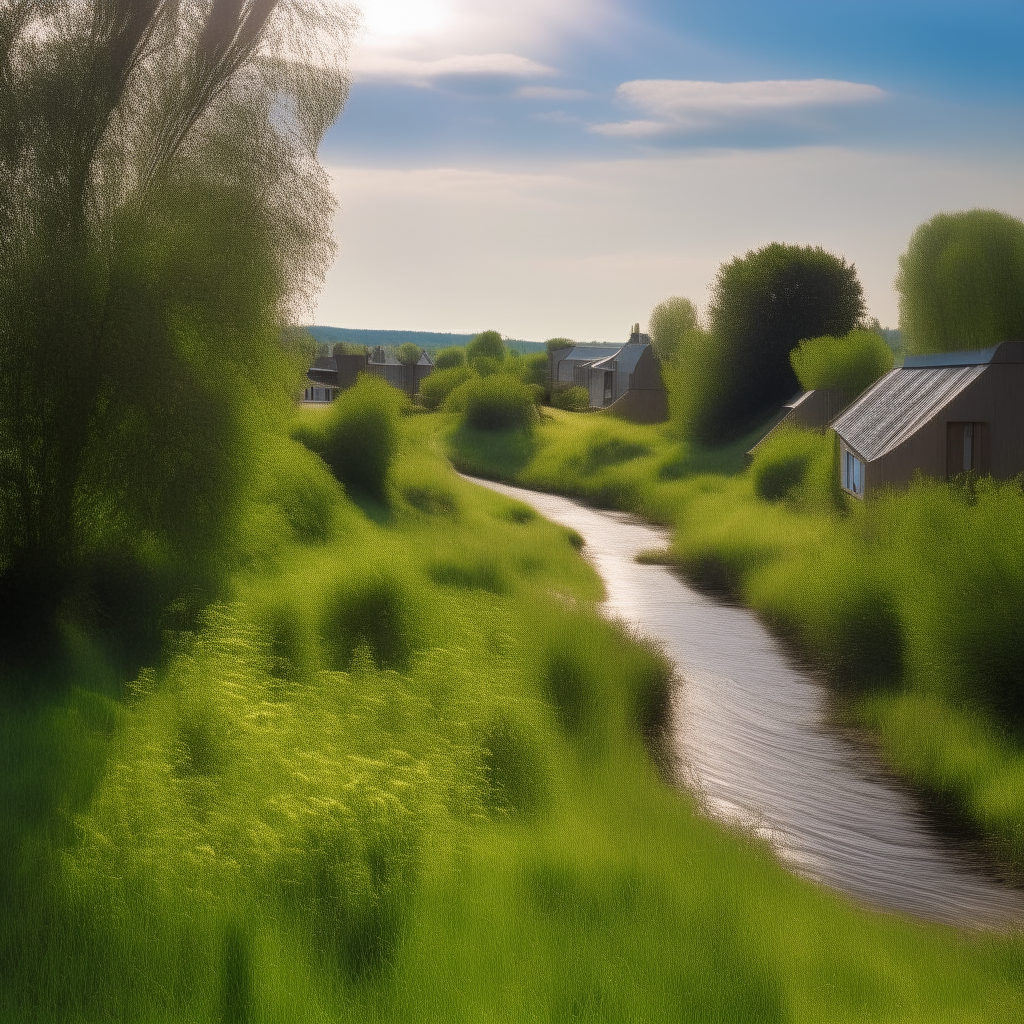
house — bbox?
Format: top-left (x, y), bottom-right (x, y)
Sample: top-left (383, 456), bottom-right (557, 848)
top-left (548, 324), bottom-right (668, 423)
top-left (746, 388), bottom-right (851, 462)
top-left (831, 340), bottom-right (1024, 498)
top-left (366, 346), bottom-right (434, 397)
top-left (302, 354), bottom-right (343, 403)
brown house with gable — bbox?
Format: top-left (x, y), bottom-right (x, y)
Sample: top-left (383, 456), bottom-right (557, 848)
top-left (831, 341), bottom-right (1024, 498)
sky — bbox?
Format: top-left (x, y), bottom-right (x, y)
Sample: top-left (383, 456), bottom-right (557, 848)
top-left (313, 0), bottom-right (1024, 342)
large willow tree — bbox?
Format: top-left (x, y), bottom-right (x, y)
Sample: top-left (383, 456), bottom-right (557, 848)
top-left (0, 0), bottom-right (352, 653)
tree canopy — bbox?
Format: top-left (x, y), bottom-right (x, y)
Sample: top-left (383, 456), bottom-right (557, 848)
top-left (699, 243), bottom-right (865, 439)
top-left (0, 0), bottom-right (352, 660)
top-left (466, 330), bottom-right (505, 363)
top-left (896, 209), bottom-right (1024, 355)
top-left (648, 297), bottom-right (699, 364)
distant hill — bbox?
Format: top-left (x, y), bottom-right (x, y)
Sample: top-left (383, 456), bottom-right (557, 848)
top-left (304, 326), bottom-right (621, 356)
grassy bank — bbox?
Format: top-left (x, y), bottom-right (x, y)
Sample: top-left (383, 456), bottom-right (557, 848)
top-left (446, 408), bottom-right (1024, 873)
top-left (3, 410), bottom-right (1024, 1021)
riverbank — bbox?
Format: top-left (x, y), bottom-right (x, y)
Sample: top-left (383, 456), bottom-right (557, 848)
top-left (444, 408), bottom-right (1024, 877)
top-left (3, 409), bottom-right (1024, 1021)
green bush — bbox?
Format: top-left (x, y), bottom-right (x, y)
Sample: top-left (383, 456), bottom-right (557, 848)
top-left (648, 296), bottom-right (699, 364)
top-left (481, 712), bottom-right (549, 813)
top-left (466, 330), bottom-right (505, 363)
top-left (790, 329), bottom-right (894, 397)
top-left (321, 569), bottom-right (419, 671)
top-left (460, 375), bottom-right (539, 432)
top-left (551, 386), bottom-right (590, 412)
top-left (750, 427), bottom-right (842, 512)
top-left (419, 366), bottom-right (474, 410)
top-left (397, 343), bottom-right (423, 366)
top-left (434, 346), bottom-right (466, 370)
top-left (294, 375), bottom-right (402, 500)
top-left (545, 337), bottom-right (574, 354)
top-left (470, 355), bottom-right (502, 377)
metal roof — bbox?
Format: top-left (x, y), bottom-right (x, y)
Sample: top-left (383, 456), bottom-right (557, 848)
top-left (558, 345), bottom-right (617, 363)
top-left (831, 364), bottom-right (986, 462)
top-left (590, 342), bottom-right (650, 374)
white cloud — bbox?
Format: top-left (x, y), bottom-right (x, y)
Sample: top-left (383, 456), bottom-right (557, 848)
top-left (351, 51), bottom-right (556, 84)
top-left (591, 78), bottom-right (886, 135)
top-left (316, 150), bottom-right (1023, 340)
top-left (516, 86), bottom-right (591, 100)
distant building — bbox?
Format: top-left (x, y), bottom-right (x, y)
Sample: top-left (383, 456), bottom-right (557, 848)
top-left (831, 341), bottom-right (1024, 498)
top-left (548, 323), bottom-right (668, 423)
top-left (300, 345), bottom-right (434, 403)
top-left (366, 346), bottom-right (434, 397)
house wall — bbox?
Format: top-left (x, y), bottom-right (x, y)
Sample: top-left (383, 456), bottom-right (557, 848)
top-left (866, 362), bottom-right (1024, 494)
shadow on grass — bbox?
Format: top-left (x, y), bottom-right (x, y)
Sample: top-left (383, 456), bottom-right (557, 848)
top-left (657, 413), bottom-right (782, 481)
top-left (446, 422), bottom-right (539, 481)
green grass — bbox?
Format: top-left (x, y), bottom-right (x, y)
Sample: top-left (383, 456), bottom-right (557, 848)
top-left (446, 407), bottom-right (1024, 875)
top-left (3, 408), bottom-right (1024, 1021)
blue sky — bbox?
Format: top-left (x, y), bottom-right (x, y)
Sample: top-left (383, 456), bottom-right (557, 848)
top-left (314, 0), bottom-right (1024, 340)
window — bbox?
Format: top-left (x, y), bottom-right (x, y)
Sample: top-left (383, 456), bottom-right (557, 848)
top-left (603, 370), bottom-right (614, 403)
top-left (843, 448), bottom-right (864, 497)
top-left (946, 422), bottom-right (989, 478)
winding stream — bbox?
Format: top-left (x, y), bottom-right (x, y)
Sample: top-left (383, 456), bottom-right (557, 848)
top-left (469, 475), bottom-right (1024, 929)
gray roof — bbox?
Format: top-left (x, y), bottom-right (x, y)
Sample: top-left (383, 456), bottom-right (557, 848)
top-left (557, 345), bottom-right (617, 363)
top-left (831, 364), bottom-right (986, 461)
top-left (591, 342), bottom-right (650, 375)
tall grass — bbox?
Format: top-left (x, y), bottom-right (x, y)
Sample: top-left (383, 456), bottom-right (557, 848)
top-left (4, 410), bottom-right (1024, 1021)
top-left (446, 409), bottom-right (1024, 876)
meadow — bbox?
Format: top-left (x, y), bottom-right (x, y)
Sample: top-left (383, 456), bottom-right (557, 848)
top-left (447, 407), bottom-right (1024, 874)
top-left (3, 391), bottom-right (1024, 1022)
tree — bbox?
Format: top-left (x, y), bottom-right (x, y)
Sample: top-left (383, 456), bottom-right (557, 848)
top-left (896, 209), bottom-right (1024, 355)
top-left (648, 297), bottom-right (699, 364)
top-left (466, 330), bottom-right (505, 363)
top-left (434, 346), bottom-right (466, 370)
top-left (0, 0), bottom-right (352, 658)
top-left (700, 243), bottom-right (864, 439)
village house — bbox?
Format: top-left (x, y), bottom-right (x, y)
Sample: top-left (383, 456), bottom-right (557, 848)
top-left (831, 340), bottom-right (1024, 498)
top-left (548, 324), bottom-right (668, 423)
top-left (301, 345), bottom-right (434, 402)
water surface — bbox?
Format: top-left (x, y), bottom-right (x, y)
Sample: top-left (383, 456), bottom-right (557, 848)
top-left (469, 475), bottom-right (1024, 929)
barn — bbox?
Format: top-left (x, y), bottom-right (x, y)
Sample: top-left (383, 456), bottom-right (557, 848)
top-left (831, 341), bottom-right (1024, 498)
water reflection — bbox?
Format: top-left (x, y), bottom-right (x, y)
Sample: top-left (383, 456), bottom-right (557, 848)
top-left (468, 475), bottom-right (1024, 929)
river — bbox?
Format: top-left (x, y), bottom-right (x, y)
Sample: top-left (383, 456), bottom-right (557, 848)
top-left (467, 475), bottom-right (1024, 929)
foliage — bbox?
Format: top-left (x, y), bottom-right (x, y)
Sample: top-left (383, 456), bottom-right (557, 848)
top-left (397, 342), bottom-right (423, 366)
top-left (434, 346), bottom-right (466, 370)
top-left (471, 355), bottom-right (503, 377)
top-left (519, 351), bottom-right (550, 388)
top-left (689, 243), bottom-right (865, 441)
top-left (0, 0), bottom-right (351, 665)
top-left (648, 296), bottom-right (699, 364)
top-left (551, 386), bottom-right (590, 412)
top-left (790, 329), bottom-right (894, 397)
top-left (294, 375), bottom-right (403, 501)
top-left (466, 330), bottom-right (506, 363)
top-left (418, 366), bottom-right (473, 410)
top-left (545, 337), bottom-right (574, 354)
top-left (333, 341), bottom-right (369, 357)
top-left (896, 209), bottom-right (1024, 354)
top-left (459, 374), bottom-right (539, 432)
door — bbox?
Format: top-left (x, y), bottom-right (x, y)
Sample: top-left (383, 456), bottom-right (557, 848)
top-left (946, 422), bottom-right (990, 478)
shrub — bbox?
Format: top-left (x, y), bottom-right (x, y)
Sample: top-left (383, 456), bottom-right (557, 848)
top-left (466, 330), bottom-right (505, 363)
top-left (294, 374), bottom-right (402, 501)
top-left (434, 346), bottom-right (466, 370)
top-left (321, 569), bottom-right (419, 671)
top-left (790, 329), bottom-right (894, 397)
top-left (470, 355), bottom-right (502, 377)
top-left (896, 209), bottom-right (1024, 354)
top-left (545, 337), bottom-right (574, 353)
top-left (520, 351), bottom-right (549, 388)
top-left (460, 375), bottom-right (538, 432)
top-left (397, 342), bottom-right (423, 366)
top-left (551, 386), bottom-right (590, 412)
top-left (750, 426), bottom-right (841, 511)
top-left (419, 366), bottom-right (473, 410)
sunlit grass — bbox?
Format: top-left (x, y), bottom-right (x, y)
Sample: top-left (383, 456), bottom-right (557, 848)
top-left (3, 410), bottom-right (1024, 1020)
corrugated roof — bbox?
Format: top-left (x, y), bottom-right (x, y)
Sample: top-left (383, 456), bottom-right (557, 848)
top-left (591, 343), bottom-right (650, 375)
top-left (560, 345), bottom-right (617, 363)
top-left (831, 364), bottom-right (986, 462)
